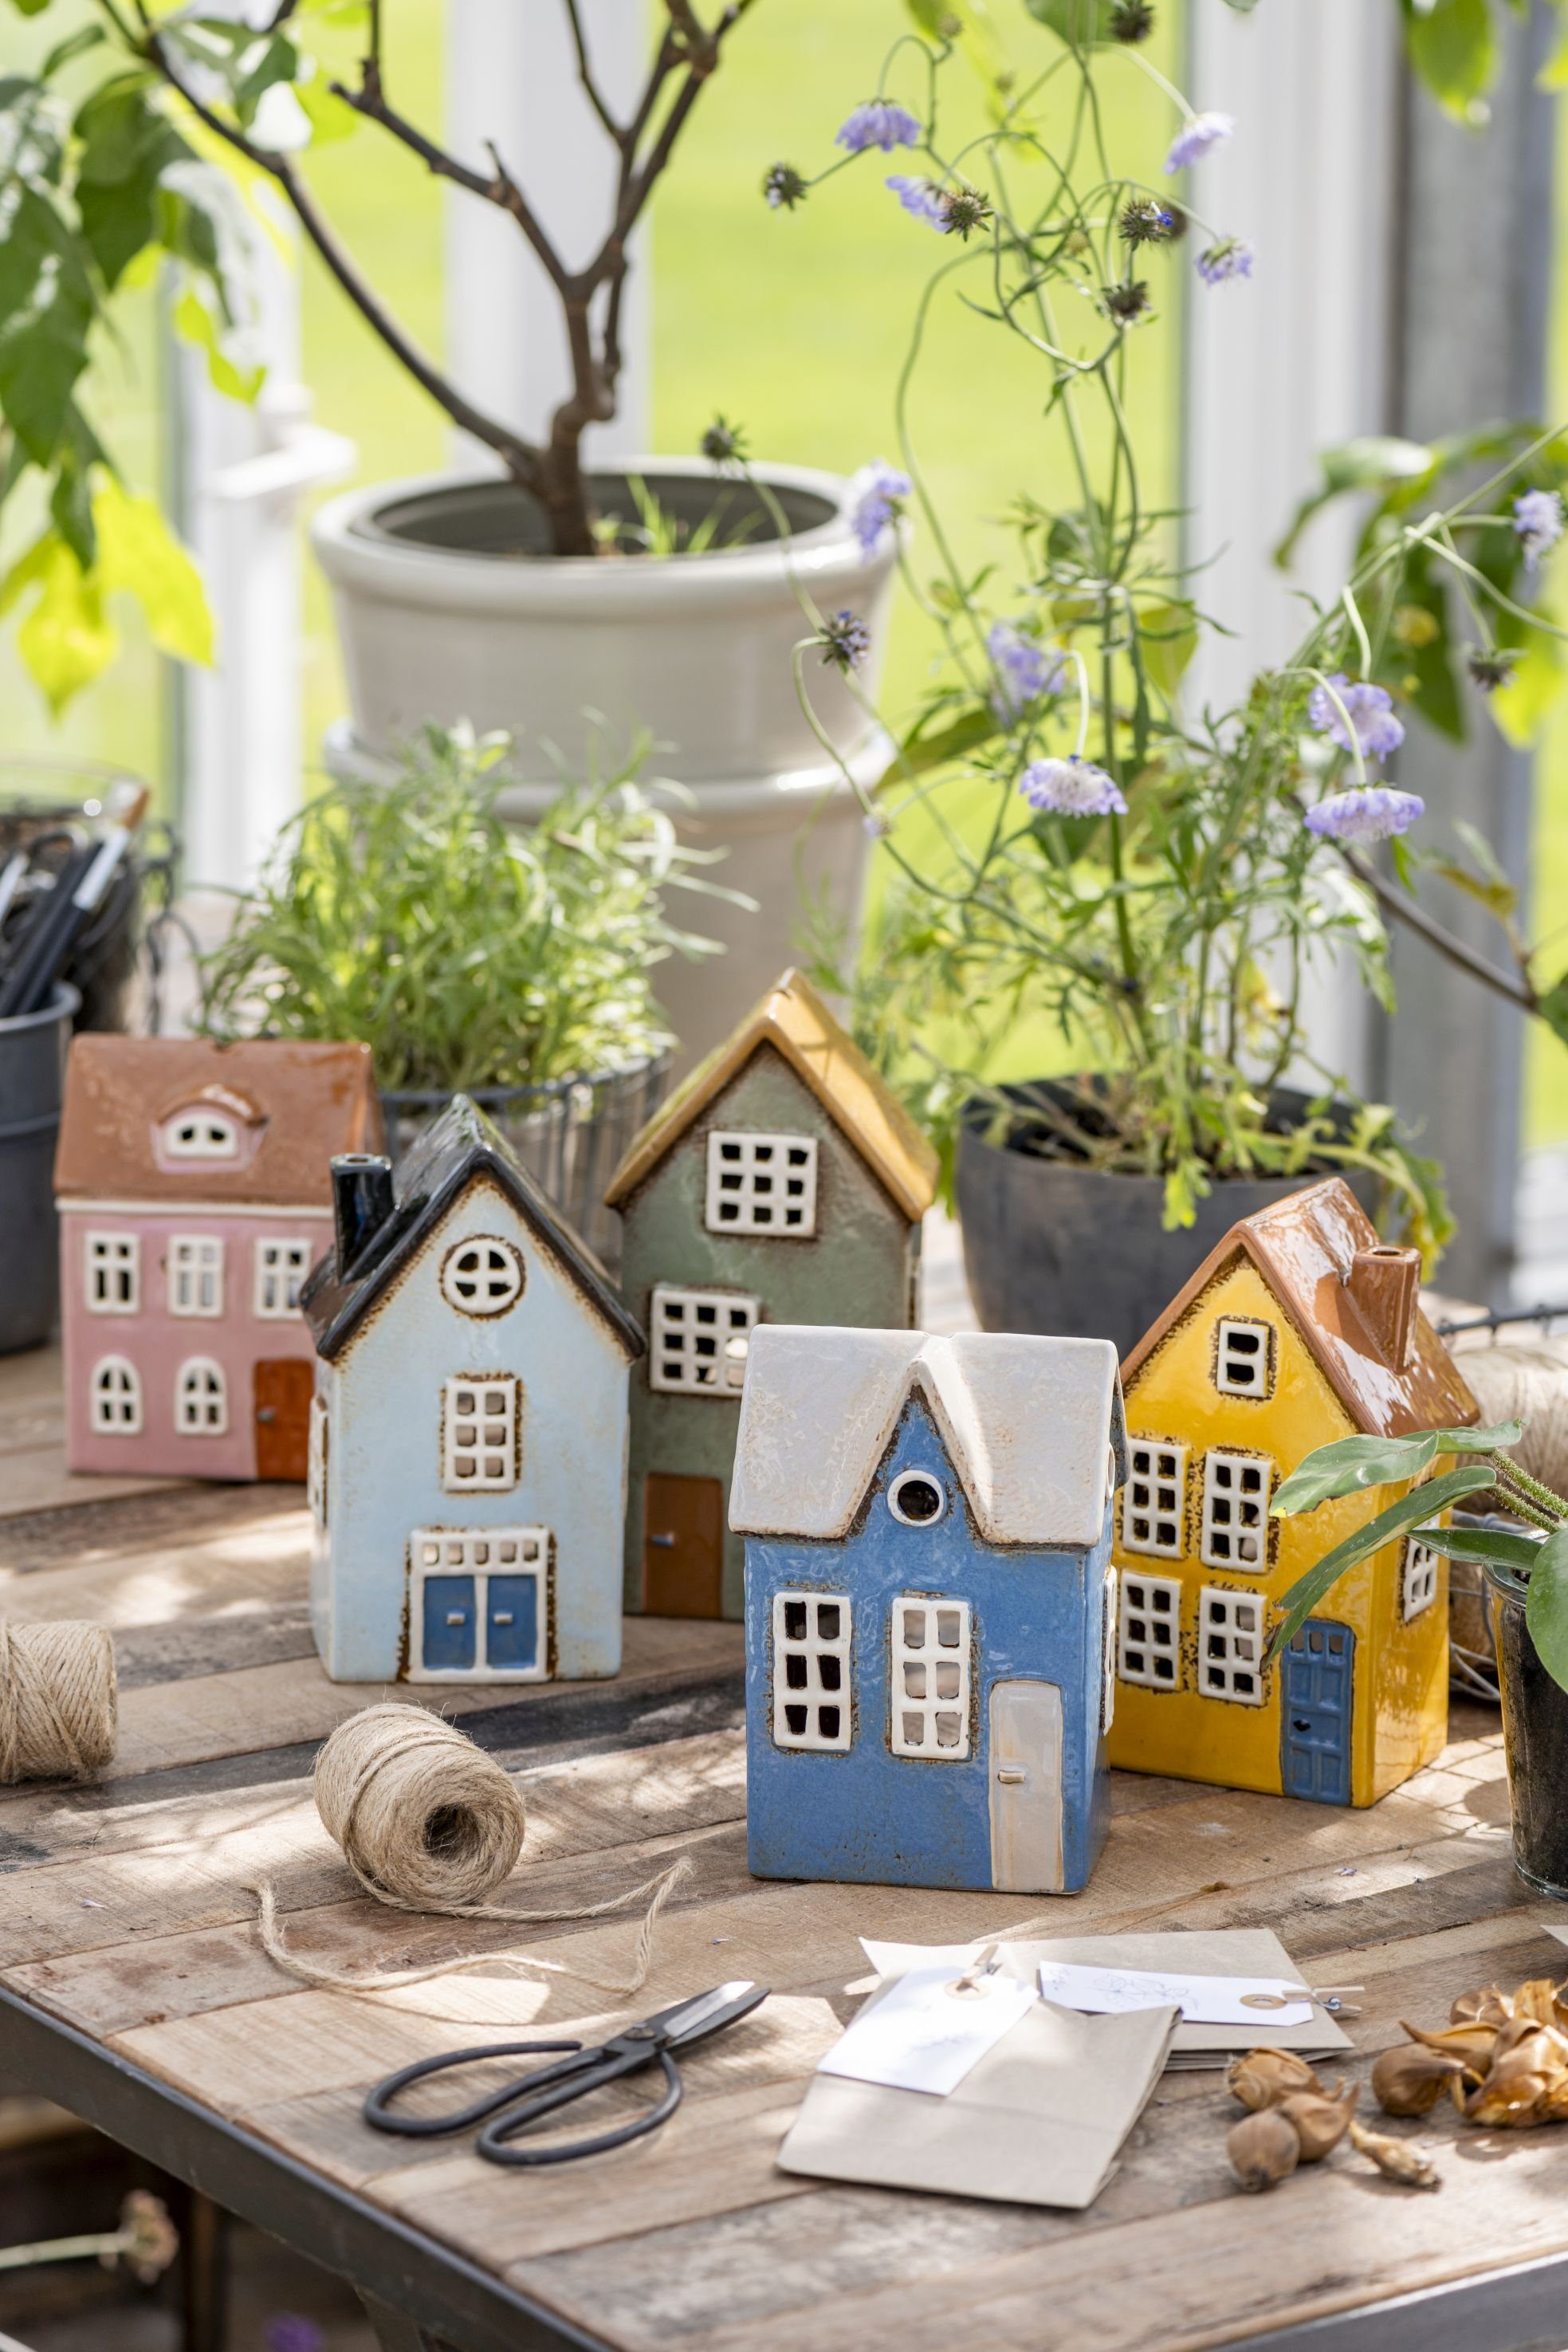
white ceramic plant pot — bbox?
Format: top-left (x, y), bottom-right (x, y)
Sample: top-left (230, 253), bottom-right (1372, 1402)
top-left (311, 458), bottom-right (898, 1066)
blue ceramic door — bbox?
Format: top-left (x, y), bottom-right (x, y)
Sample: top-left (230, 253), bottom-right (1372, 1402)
top-left (486, 1575), bottom-right (539, 1672)
top-left (1279, 1620), bottom-right (1354, 1805)
top-left (422, 1575), bottom-right (477, 1673)
top-left (409, 1528), bottom-right (551, 1681)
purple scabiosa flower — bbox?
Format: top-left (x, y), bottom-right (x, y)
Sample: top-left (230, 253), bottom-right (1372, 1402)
top-left (1303, 787), bottom-right (1425, 844)
top-left (988, 621), bottom-right (1067, 719)
top-left (886, 174), bottom-right (945, 227)
top-left (1307, 673), bottom-right (1405, 761)
top-left (762, 163), bottom-right (808, 211)
top-left (1514, 488), bottom-right (1564, 572)
top-left (848, 458), bottom-right (911, 558)
top-left (836, 99), bottom-right (921, 155)
top-left (819, 609), bottom-right (871, 672)
top-left (1120, 197), bottom-right (1177, 247)
top-left (1164, 111), bottom-right (1233, 174)
top-left (1019, 756), bottom-right (1127, 816)
top-left (937, 184), bottom-right (992, 239)
top-left (1197, 237), bottom-right (1252, 285)
top-left (700, 415), bottom-right (748, 469)
top-left (1102, 280), bottom-right (1152, 324)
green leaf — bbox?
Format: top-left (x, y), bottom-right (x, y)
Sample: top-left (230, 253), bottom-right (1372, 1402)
top-left (6, 0), bottom-right (57, 18)
top-left (1401, 1524), bottom-right (1545, 1571)
top-left (1023, 0), bottom-right (1116, 43)
top-left (172, 282), bottom-right (263, 402)
top-left (1271, 1431), bottom-right (1442, 1516)
top-left (1490, 613), bottom-right (1566, 748)
top-left (92, 473), bottom-right (213, 665)
top-left (41, 22), bottom-right (103, 77)
top-left (1275, 437), bottom-right (1433, 570)
top-left (1137, 600), bottom-right (1198, 699)
top-left (1537, 973), bottom-right (1568, 1052)
top-left (0, 527), bottom-right (116, 713)
top-left (0, 187), bottom-right (93, 465)
top-left (74, 81), bottom-right (191, 289)
top-left (1401, 0), bottom-right (1496, 120)
top-left (1267, 1461), bottom-right (1502, 1661)
top-left (872, 704), bottom-right (996, 790)
top-left (294, 66), bottom-right (358, 144)
top-left (1526, 1524), bottom-right (1568, 1689)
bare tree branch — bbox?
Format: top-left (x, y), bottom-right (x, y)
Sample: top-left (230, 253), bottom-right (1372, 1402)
top-left (1340, 844), bottom-right (1538, 1013)
top-left (562, 0), bottom-right (624, 144)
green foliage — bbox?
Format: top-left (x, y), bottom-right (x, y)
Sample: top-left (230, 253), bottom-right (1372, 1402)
top-left (1265, 1461), bottom-right (1501, 1659)
top-left (195, 724), bottom-right (729, 1092)
top-left (1526, 1525), bottom-right (1568, 1687)
top-left (1269, 1421), bottom-right (1525, 1515)
top-left (0, 473), bottom-right (210, 712)
top-left (1401, 0), bottom-right (1497, 121)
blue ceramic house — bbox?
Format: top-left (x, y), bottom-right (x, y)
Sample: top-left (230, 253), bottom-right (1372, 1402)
top-left (731, 1326), bottom-right (1127, 1894)
top-left (301, 1097), bottom-right (644, 1684)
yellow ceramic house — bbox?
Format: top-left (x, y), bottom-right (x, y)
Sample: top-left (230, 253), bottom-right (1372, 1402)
top-left (1107, 1178), bottom-right (1478, 1807)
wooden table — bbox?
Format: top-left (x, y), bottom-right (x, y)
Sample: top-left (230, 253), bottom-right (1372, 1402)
top-left (7, 1355), bottom-right (1568, 2352)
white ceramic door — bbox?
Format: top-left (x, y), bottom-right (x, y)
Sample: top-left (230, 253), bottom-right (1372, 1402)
top-left (988, 1679), bottom-right (1064, 1894)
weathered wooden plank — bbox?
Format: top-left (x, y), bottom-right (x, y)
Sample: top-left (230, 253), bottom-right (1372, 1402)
top-left (0, 1480), bottom-right (294, 1575)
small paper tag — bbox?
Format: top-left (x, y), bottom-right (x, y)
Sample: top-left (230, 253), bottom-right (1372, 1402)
top-left (818, 1963), bottom-right (1037, 2097)
top-left (1036, 1961), bottom-right (1314, 2028)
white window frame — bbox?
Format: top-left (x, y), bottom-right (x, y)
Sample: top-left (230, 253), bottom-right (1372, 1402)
top-left (772, 1590), bottom-right (851, 1751)
top-left (408, 1527), bottom-right (550, 1683)
top-left (648, 1284), bottom-right (760, 1396)
top-left (890, 1595), bottom-right (972, 1760)
top-left (163, 1110), bottom-right (240, 1161)
top-left (1199, 1449), bottom-right (1272, 1571)
top-left (1099, 1567), bottom-right (1118, 1733)
top-left (1118, 1570), bottom-right (1182, 1691)
top-left (168, 1234), bottom-right (224, 1319)
top-left (90, 1355), bottom-right (142, 1434)
top-left (85, 1231), bottom-right (140, 1316)
top-left (1214, 1315), bottom-right (1274, 1399)
top-left (704, 1131), bottom-right (819, 1238)
top-left (440, 1237), bottom-right (525, 1318)
top-left (1198, 1585), bottom-right (1265, 1705)
top-left (256, 1238), bottom-right (316, 1319)
top-left (442, 1376), bottom-right (520, 1492)
top-left (175, 1357), bottom-right (228, 1436)
top-left (1122, 1438), bottom-right (1187, 1559)
top-left (308, 1392), bottom-right (328, 1526)
top-left (1402, 1535), bottom-right (1440, 1622)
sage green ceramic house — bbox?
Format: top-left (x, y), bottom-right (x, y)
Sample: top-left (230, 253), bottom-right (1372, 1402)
top-left (605, 970), bottom-right (940, 1621)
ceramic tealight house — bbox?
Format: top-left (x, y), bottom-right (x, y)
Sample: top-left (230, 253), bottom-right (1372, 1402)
top-left (301, 1095), bottom-right (644, 1684)
top-left (605, 970), bottom-right (940, 1622)
top-left (1107, 1176), bottom-right (1480, 1807)
top-left (733, 1324), bottom-right (1127, 1895)
top-left (54, 1037), bottom-right (383, 1481)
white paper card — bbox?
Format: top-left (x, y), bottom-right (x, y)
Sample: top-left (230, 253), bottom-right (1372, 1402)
top-left (1035, 1961), bottom-right (1313, 2028)
top-left (817, 1962), bottom-right (1036, 2096)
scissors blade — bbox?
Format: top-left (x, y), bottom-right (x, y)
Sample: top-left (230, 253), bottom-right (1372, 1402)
top-left (638, 1980), bottom-right (768, 2050)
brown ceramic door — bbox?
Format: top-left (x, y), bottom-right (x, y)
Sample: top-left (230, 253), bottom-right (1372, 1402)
top-left (643, 1473), bottom-right (724, 1616)
top-left (253, 1359), bottom-right (314, 1481)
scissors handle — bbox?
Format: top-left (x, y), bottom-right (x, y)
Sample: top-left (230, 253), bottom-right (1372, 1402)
top-left (364, 2039), bottom-right (584, 2138)
top-left (477, 2047), bottom-right (683, 2167)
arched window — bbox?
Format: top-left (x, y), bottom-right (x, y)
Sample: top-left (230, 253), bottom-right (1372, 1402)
top-left (91, 1356), bottom-right (142, 1434)
top-left (175, 1358), bottom-right (227, 1435)
top-left (163, 1110), bottom-right (239, 1161)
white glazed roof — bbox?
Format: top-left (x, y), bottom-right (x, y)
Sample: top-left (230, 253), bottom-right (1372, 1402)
top-left (729, 1327), bottom-right (1126, 1549)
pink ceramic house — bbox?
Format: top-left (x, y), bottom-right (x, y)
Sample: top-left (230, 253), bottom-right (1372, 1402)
top-left (54, 1038), bottom-right (383, 1481)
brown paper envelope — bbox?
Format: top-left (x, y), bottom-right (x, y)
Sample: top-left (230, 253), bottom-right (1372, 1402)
top-left (777, 1996), bottom-right (1178, 2209)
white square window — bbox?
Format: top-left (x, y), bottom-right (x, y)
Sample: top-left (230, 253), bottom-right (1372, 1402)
top-left (1200, 1450), bottom-right (1272, 1571)
top-left (1199, 1586), bottom-right (1265, 1705)
top-left (256, 1239), bottom-right (316, 1318)
top-left (649, 1285), bottom-right (760, 1395)
top-left (1122, 1439), bottom-right (1187, 1558)
top-left (168, 1236), bottom-right (224, 1318)
top-left (91, 1355), bottom-right (141, 1434)
top-left (1215, 1316), bottom-right (1274, 1398)
top-left (85, 1232), bottom-right (139, 1315)
top-left (772, 1591), bottom-right (851, 1751)
top-left (175, 1358), bottom-right (227, 1435)
top-left (1402, 1536), bottom-right (1440, 1622)
top-left (1118, 1571), bottom-right (1182, 1690)
top-left (890, 1596), bottom-right (971, 1759)
top-left (442, 1377), bottom-right (519, 1491)
top-left (704, 1131), bottom-right (818, 1237)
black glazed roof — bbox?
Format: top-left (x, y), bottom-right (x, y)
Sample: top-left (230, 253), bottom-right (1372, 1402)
top-left (301, 1093), bottom-right (644, 1363)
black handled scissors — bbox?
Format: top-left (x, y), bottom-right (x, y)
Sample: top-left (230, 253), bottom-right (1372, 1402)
top-left (363, 1980), bottom-right (768, 2166)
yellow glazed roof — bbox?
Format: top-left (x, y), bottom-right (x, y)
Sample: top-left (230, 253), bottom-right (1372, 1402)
top-left (603, 969), bottom-right (939, 1221)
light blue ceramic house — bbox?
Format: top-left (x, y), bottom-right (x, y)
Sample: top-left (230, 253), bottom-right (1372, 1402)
top-left (301, 1097), bottom-right (644, 1684)
top-left (731, 1326), bottom-right (1127, 1894)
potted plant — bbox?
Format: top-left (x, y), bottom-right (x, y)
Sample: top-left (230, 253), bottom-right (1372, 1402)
top-left (0, 2), bottom-right (907, 1060)
top-left (195, 722), bottom-right (724, 1268)
top-left (768, 6), bottom-right (1568, 1353)
top-left (1270, 1420), bottom-right (1568, 1897)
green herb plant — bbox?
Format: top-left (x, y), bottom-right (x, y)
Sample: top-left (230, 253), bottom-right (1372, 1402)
top-left (196, 723), bottom-right (728, 1092)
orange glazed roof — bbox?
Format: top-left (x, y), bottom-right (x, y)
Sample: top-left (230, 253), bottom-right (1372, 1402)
top-left (1121, 1175), bottom-right (1479, 1438)
top-left (56, 1037), bottom-right (383, 1206)
top-left (603, 968), bottom-right (940, 1222)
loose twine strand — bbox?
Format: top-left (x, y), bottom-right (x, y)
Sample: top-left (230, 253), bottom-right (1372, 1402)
top-left (252, 1704), bottom-right (694, 2008)
top-left (0, 1622), bottom-right (116, 1784)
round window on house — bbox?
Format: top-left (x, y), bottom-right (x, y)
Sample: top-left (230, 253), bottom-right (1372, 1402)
top-left (888, 1470), bottom-right (946, 1527)
top-left (441, 1237), bottom-right (525, 1316)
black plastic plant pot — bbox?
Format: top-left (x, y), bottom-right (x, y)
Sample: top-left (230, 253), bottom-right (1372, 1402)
top-left (0, 982), bottom-right (78, 1355)
top-left (1487, 1559), bottom-right (1568, 1900)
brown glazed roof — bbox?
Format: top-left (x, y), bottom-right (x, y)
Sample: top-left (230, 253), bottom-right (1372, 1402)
top-left (1121, 1175), bottom-right (1479, 1438)
top-left (603, 968), bottom-right (941, 1221)
top-left (55, 1037), bottom-right (383, 1206)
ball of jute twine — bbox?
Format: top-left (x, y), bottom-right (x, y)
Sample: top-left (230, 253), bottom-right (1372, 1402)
top-left (251, 1702), bottom-right (693, 2010)
top-left (0, 1621), bottom-right (116, 1784)
top-left (1448, 1339), bottom-right (1568, 1504)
